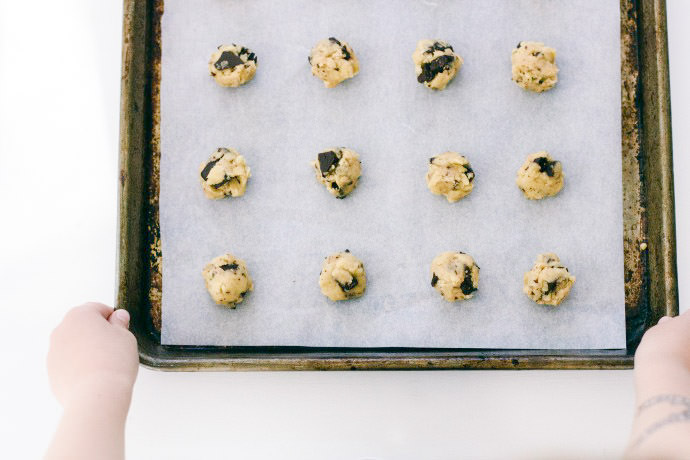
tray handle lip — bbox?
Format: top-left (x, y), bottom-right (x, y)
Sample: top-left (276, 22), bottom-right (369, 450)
top-left (638, 0), bottom-right (679, 323)
top-left (116, 0), bottom-right (132, 325)
top-left (117, 0), bottom-right (159, 356)
top-left (136, 343), bottom-right (633, 371)
top-left (136, 354), bottom-right (634, 371)
top-left (115, 0), bottom-right (133, 313)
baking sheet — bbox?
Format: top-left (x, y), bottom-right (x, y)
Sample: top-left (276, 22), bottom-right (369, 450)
top-left (160, 0), bottom-right (625, 348)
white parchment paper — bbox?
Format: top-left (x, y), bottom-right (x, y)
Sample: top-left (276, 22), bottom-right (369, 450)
top-left (160, 0), bottom-right (625, 348)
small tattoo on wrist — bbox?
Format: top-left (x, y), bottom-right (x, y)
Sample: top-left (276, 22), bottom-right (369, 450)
top-left (631, 408), bottom-right (690, 448)
top-left (637, 394), bottom-right (690, 414)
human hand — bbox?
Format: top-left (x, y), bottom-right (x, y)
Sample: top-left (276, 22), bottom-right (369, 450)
top-left (47, 302), bottom-right (139, 408)
top-left (625, 310), bottom-right (690, 458)
top-left (46, 304), bottom-right (138, 460)
top-left (634, 310), bottom-right (690, 400)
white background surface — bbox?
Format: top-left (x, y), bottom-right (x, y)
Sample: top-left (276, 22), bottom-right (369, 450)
top-left (0, 1), bottom-right (687, 458)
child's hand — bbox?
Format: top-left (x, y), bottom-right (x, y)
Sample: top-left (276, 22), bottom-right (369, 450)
top-left (47, 302), bottom-right (139, 407)
top-left (46, 303), bottom-right (138, 460)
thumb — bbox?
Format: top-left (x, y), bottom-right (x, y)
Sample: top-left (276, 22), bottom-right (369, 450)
top-left (108, 309), bottom-right (130, 328)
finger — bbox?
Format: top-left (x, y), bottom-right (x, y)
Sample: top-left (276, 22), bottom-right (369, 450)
top-left (108, 308), bottom-right (130, 328)
top-left (76, 302), bottom-right (114, 319)
top-left (658, 316), bottom-right (672, 324)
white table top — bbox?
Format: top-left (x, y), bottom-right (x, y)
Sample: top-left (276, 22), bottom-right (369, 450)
top-left (0, 1), bottom-right (686, 458)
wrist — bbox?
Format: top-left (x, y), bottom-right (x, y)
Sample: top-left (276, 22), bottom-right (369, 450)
top-left (635, 365), bottom-right (690, 403)
top-left (628, 397), bottom-right (690, 457)
top-left (63, 374), bottom-right (134, 417)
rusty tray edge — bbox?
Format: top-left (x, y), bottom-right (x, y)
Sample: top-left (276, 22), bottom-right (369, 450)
top-left (638, 0), bottom-right (678, 323)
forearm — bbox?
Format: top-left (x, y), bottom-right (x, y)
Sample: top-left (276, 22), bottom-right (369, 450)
top-left (45, 381), bottom-right (132, 460)
top-left (626, 369), bottom-right (690, 459)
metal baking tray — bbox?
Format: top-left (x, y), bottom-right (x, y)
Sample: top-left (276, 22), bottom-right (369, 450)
top-left (117, 0), bottom-right (678, 370)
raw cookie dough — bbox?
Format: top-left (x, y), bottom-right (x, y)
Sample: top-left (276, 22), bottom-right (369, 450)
top-left (511, 41), bottom-right (558, 92)
top-left (199, 148), bottom-right (251, 199)
top-left (318, 250), bottom-right (367, 301)
top-left (426, 152), bottom-right (475, 202)
top-left (523, 253), bottom-right (575, 306)
top-left (311, 148), bottom-right (361, 198)
top-left (309, 37), bottom-right (359, 88)
top-left (516, 151), bottom-right (564, 200)
top-left (430, 252), bottom-right (480, 301)
top-left (209, 44), bottom-right (258, 87)
top-left (202, 254), bottom-right (253, 307)
top-left (412, 39), bottom-right (463, 90)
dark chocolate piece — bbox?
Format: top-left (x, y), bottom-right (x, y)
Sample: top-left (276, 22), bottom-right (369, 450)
top-left (317, 151), bottom-right (339, 175)
top-left (434, 42), bottom-right (453, 52)
top-left (417, 55), bottom-right (455, 84)
top-left (465, 165), bottom-right (475, 182)
top-left (546, 280), bottom-right (559, 294)
top-left (533, 156), bottom-right (557, 177)
top-left (200, 157), bottom-right (221, 181)
top-left (214, 51), bottom-right (244, 71)
top-left (341, 46), bottom-right (351, 60)
top-left (429, 157), bottom-right (436, 164)
top-left (338, 276), bottom-right (358, 292)
top-left (330, 182), bottom-right (340, 190)
top-left (236, 47), bottom-right (257, 62)
top-left (220, 263), bottom-right (239, 271)
top-left (210, 176), bottom-right (235, 189)
top-left (431, 273), bottom-right (439, 287)
top-left (460, 266), bottom-right (477, 295)
top-left (426, 42), bottom-right (453, 54)
top-left (517, 42), bottom-right (522, 48)
top-left (329, 37), bottom-right (342, 46)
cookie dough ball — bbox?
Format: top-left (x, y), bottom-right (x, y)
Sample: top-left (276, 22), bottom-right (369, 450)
top-left (523, 253), bottom-right (575, 306)
top-left (511, 41), bottom-right (558, 92)
top-left (309, 37), bottom-right (359, 88)
top-left (412, 39), bottom-right (463, 90)
top-left (311, 148), bottom-right (361, 198)
top-left (430, 252), bottom-right (480, 301)
top-left (516, 151), bottom-right (564, 200)
top-left (202, 254), bottom-right (253, 307)
top-left (426, 152), bottom-right (475, 202)
top-left (199, 148), bottom-right (251, 199)
top-left (319, 251), bottom-right (366, 301)
top-left (209, 44), bottom-right (258, 87)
